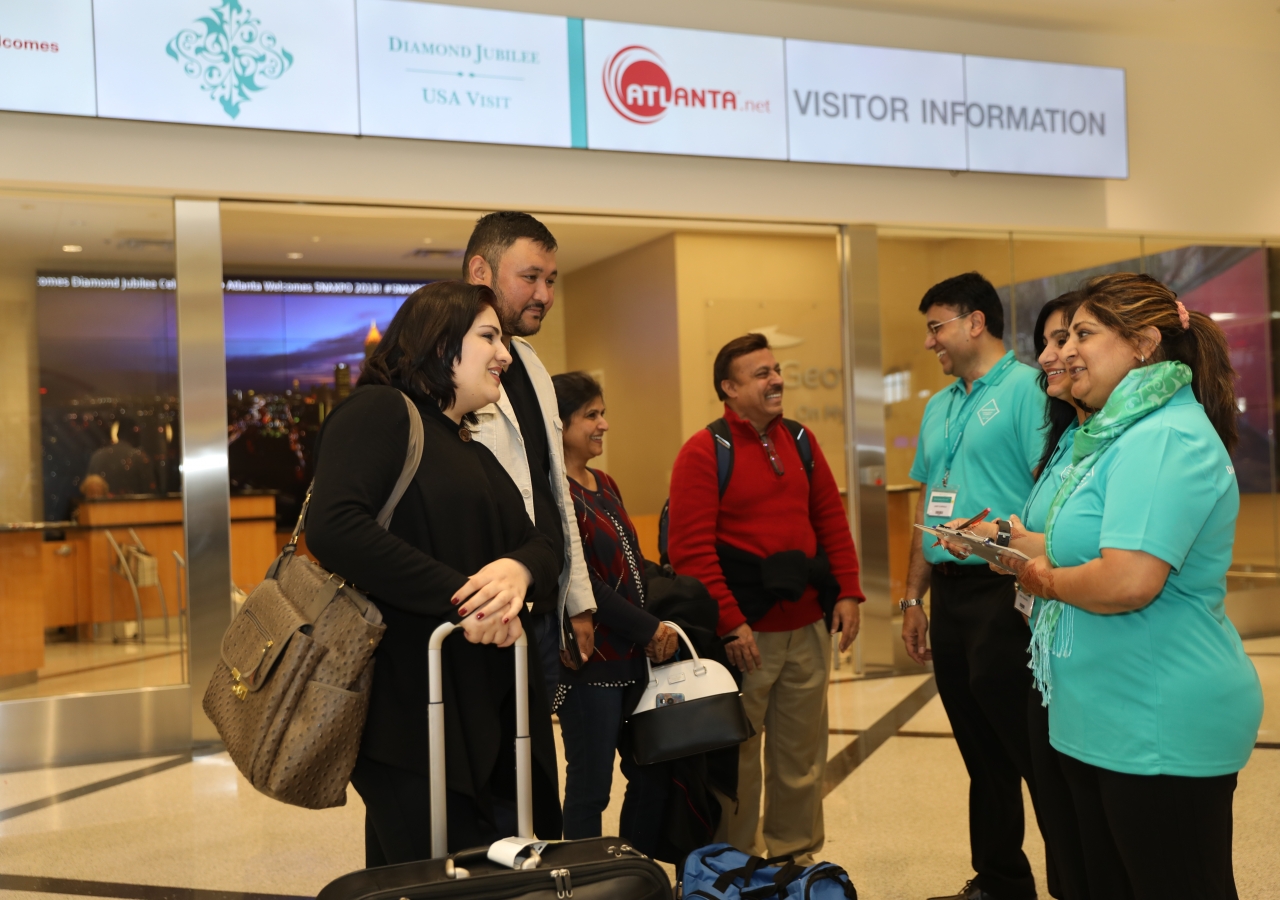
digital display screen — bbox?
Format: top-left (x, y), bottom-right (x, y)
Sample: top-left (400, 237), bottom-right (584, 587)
top-left (583, 19), bottom-right (788, 161)
top-left (93, 0), bottom-right (360, 134)
top-left (0, 0), bottom-right (97, 117)
top-left (357, 0), bottom-right (574, 148)
top-left (3, 1), bottom-right (1129, 178)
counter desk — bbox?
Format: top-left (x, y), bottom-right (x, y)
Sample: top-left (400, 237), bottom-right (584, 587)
top-left (0, 494), bottom-right (277, 684)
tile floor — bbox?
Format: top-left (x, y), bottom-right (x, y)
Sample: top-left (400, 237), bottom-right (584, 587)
top-left (0, 639), bottom-right (1277, 900)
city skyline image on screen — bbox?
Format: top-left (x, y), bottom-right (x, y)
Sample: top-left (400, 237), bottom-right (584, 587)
top-left (36, 276), bottom-right (425, 526)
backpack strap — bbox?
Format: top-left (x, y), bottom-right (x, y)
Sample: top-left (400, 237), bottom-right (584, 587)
top-left (782, 418), bottom-right (815, 479)
top-left (707, 418), bottom-right (734, 497)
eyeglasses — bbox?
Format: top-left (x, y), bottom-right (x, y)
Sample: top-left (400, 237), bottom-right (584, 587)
top-left (759, 432), bottom-right (785, 477)
top-left (926, 311), bottom-right (972, 337)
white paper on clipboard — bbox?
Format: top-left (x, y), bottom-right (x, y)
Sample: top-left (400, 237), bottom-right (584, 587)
top-left (915, 523), bottom-right (1030, 572)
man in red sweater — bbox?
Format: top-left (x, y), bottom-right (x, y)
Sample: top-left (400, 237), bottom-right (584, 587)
top-left (667, 333), bottom-right (863, 863)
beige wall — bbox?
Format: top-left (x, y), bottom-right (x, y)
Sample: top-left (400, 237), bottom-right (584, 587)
top-left (0, 268), bottom-right (42, 522)
top-left (561, 230), bottom-right (846, 514)
top-left (2, 0), bottom-right (1279, 238)
top-left (674, 232), bottom-right (846, 489)
top-left (562, 236), bottom-right (680, 516)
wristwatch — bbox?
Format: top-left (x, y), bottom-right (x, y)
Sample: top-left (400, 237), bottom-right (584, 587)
top-left (899, 598), bottom-right (924, 612)
top-left (995, 518), bottom-right (1012, 547)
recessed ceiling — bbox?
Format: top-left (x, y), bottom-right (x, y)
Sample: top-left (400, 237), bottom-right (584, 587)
top-left (0, 190), bottom-right (833, 278)
top-left (0, 191), bottom-right (174, 274)
top-left (217, 202), bottom-right (832, 278)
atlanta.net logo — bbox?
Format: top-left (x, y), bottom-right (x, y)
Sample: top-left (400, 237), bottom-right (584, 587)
top-left (603, 44), bottom-right (772, 123)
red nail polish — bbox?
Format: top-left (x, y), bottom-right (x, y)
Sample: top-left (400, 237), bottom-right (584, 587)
top-left (451, 597), bottom-right (460, 605)
top-left (459, 609), bottom-right (468, 617)
top-left (476, 613), bottom-right (485, 621)
top-left (502, 617), bottom-right (509, 623)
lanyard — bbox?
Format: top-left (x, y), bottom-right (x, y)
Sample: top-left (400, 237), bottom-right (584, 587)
top-left (940, 354), bottom-right (1016, 486)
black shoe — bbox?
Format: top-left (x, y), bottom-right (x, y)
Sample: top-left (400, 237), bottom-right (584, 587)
top-left (927, 880), bottom-right (996, 900)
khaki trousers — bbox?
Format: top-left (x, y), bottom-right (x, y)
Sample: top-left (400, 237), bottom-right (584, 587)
top-left (717, 619), bottom-right (831, 864)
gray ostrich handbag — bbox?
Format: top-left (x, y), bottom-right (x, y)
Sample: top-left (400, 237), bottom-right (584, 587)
top-left (202, 392), bottom-right (423, 809)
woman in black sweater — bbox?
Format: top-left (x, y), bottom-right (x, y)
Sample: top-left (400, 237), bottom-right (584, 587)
top-left (305, 281), bottom-right (563, 865)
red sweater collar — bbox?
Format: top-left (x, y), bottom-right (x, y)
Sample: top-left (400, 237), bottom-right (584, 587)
top-left (722, 404), bottom-right (783, 436)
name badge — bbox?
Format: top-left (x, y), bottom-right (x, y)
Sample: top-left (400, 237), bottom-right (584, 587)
top-left (1014, 588), bottom-right (1035, 617)
top-left (927, 490), bottom-right (957, 518)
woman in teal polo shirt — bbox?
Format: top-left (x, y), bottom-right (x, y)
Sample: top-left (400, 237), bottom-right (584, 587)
top-left (1003, 273), bottom-right (1262, 900)
top-left (943, 290), bottom-right (1092, 900)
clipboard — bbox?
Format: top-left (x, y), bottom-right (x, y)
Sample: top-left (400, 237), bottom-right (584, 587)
top-left (915, 523), bottom-right (1030, 572)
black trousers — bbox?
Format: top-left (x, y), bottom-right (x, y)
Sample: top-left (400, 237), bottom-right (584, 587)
top-left (351, 756), bottom-right (519, 867)
top-left (1057, 753), bottom-right (1239, 900)
top-left (1028, 687), bottom-right (1091, 900)
top-left (930, 565), bottom-right (1038, 900)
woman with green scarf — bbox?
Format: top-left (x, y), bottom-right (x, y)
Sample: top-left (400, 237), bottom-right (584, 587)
top-left (996, 273), bottom-right (1262, 900)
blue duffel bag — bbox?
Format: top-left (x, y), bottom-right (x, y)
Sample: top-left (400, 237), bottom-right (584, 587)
top-left (682, 844), bottom-right (857, 900)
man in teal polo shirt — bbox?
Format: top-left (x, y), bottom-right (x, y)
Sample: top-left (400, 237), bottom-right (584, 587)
top-left (900, 273), bottom-right (1047, 900)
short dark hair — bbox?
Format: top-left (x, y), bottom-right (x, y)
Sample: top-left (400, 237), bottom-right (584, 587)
top-left (551, 371), bottom-right (603, 425)
top-left (918, 272), bottom-right (1005, 339)
top-left (357, 280), bottom-right (497, 422)
top-left (462, 211), bottom-right (558, 279)
top-left (712, 333), bottom-right (770, 401)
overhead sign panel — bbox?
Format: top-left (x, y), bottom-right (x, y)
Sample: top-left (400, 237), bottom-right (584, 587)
top-left (785, 39), bottom-right (966, 171)
top-left (964, 55), bottom-right (1128, 179)
top-left (0, 0), bottom-right (97, 117)
top-left (356, 0), bottom-right (574, 147)
top-left (583, 19), bottom-right (787, 161)
top-left (93, 0), bottom-right (360, 134)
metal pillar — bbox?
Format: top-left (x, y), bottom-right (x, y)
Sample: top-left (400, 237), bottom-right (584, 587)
top-left (174, 199), bottom-right (230, 742)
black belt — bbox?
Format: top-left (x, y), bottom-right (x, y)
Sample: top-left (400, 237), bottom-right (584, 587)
top-left (933, 561), bottom-right (1011, 579)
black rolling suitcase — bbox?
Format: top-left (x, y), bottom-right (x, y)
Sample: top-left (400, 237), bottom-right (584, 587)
top-left (318, 622), bottom-right (673, 900)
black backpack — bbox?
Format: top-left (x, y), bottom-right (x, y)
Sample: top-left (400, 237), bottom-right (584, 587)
top-left (658, 417), bottom-right (814, 565)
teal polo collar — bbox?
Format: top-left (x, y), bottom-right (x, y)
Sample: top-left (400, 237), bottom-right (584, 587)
top-left (946, 350), bottom-right (1019, 397)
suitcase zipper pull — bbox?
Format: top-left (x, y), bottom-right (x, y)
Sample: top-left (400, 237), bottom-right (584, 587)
top-left (551, 868), bottom-right (573, 899)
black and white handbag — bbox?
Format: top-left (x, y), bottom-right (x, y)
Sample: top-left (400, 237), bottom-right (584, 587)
top-left (626, 621), bottom-right (753, 765)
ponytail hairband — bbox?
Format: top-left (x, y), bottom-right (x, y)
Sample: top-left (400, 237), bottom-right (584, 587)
top-left (1175, 300), bottom-right (1191, 331)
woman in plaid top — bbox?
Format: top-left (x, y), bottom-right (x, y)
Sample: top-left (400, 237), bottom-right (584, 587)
top-left (552, 372), bottom-right (677, 854)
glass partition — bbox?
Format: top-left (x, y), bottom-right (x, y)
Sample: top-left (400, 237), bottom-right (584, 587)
top-left (877, 229), bottom-right (1012, 605)
top-left (0, 190), bottom-right (187, 701)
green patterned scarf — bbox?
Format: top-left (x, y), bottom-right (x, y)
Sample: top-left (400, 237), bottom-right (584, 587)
top-left (1030, 360), bottom-right (1193, 704)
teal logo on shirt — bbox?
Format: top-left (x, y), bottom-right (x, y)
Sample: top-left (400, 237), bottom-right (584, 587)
top-left (976, 398), bottom-right (1000, 425)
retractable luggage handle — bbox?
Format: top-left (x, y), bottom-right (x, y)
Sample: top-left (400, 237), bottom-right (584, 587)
top-left (428, 622), bottom-right (533, 858)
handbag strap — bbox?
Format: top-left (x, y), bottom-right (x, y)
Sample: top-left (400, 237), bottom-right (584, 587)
top-left (375, 392), bottom-right (425, 528)
top-left (287, 390), bottom-right (425, 546)
top-left (644, 620), bottom-right (706, 686)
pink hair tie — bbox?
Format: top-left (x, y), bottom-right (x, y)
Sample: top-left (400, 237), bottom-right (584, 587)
top-left (1176, 300), bottom-right (1191, 330)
